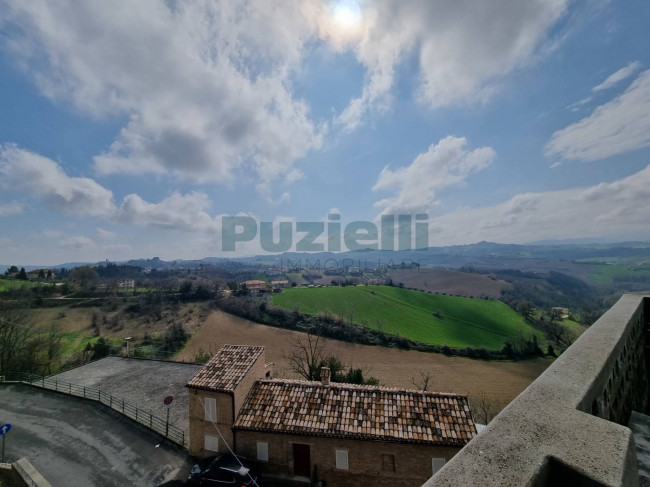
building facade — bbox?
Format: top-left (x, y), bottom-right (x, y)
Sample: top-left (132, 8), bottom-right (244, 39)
top-left (186, 345), bottom-right (477, 487)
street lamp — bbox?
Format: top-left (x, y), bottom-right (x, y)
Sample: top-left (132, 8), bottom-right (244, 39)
top-left (125, 337), bottom-right (132, 357)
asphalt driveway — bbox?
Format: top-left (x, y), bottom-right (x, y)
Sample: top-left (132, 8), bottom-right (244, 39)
top-left (0, 384), bottom-right (193, 487)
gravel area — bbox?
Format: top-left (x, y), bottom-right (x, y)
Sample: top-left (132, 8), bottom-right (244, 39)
top-left (50, 357), bottom-right (203, 436)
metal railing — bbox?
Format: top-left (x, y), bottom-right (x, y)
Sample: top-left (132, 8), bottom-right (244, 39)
top-left (0, 373), bottom-right (184, 447)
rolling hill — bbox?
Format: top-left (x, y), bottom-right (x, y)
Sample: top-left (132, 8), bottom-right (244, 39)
top-left (272, 285), bottom-right (541, 350)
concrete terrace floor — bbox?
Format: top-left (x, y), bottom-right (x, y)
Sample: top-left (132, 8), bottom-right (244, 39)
top-left (50, 356), bottom-right (204, 436)
top-left (0, 384), bottom-right (193, 486)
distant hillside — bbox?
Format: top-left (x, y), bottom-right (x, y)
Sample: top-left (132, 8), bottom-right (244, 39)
top-left (388, 268), bottom-right (511, 299)
top-left (272, 285), bottom-right (541, 350)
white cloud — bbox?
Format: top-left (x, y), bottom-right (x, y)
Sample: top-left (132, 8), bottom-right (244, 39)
top-left (1, 145), bottom-right (224, 235)
top-left (96, 228), bottom-right (116, 241)
top-left (592, 61), bottom-right (642, 92)
top-left (336, 0), bottom-right (569, 130)
top-left (58, 235), bottom-right (96, 250)
top-left (43, 230), bottom-right (64, 239)
top-left (373, 136), bottom-right (495, 214)
top-left (2, 1), bottom-right (324, 186)
top-left (117, 192), bottom-right (220, 233)
top-left (0, 201), bottom-right (22, 216)
top-left (0, 144), bottom-right (116, 216)
top-left (546, 70), bottom-right (650, 161)
top-left (427, 165), bottom-right (650, 245)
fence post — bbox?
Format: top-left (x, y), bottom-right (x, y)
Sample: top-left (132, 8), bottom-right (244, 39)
top-left (42, 376), bottom-right (44, 388)
top-left (110, 395), bottom-right (113, 409)
top-left (122, 400), bottom-right (125, 414)
top-left (99, 390), bottom-right (101, 403)
top-left (69, 382), bottom-right (71, 394)
top-left (83, 386), bottom-right (86, 398)
top-left (55, 379), bottom-right (57, 391)
top-left (149, 414), bottom-right (152, 429)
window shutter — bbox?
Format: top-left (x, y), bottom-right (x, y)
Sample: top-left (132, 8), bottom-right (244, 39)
top-left (204, 434), bottom-right (219, 452)
top-left (257, 442), bottom-right (269, 461)
top-left (335, 450), bottom-right (349, 470)
top-left (204, 397), bottom-right (217, 421)
top-left (432, 457), bottom-right (446, 474)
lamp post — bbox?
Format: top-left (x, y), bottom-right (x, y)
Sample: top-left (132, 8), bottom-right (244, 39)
top-left (125, 337), bottom-right (132, 357)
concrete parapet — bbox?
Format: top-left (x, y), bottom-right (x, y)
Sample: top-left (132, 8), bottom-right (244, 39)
top-left (424, 294), bottom-right (649, 487)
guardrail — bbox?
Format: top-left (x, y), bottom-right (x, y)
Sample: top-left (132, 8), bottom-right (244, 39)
top-left (0, 373), bottom-right (185, 447)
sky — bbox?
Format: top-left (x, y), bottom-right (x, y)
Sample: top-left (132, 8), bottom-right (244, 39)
top-left (1, 0), bottom-right (650, 265)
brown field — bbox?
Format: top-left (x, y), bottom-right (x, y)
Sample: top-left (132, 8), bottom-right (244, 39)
top-left (176, 310), bottom-right (552, 405)
top-left (29, 302), bottom-right (207, 335)
top-left (388, 268), bottom-right (512, 298)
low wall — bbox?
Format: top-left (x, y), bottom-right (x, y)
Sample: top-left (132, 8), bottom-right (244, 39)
top-left (424, 294), bottom-right (649, 487)
top-left (0, 459), bottom-right (51, 487)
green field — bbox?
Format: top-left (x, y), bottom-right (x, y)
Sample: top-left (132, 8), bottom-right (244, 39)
top-left (272, 285), bottom-right (541, 350)
top-left (0, 280), bottom-right (42, 291)
top-left (587, 263), bottom-right (650, 285)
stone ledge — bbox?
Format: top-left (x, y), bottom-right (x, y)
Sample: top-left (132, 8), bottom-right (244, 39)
top-left (424, 294), bottom-right (648, 487)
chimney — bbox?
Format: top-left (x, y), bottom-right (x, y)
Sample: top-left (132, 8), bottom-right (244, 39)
top-left (321, 366), bottom-right (331, 386)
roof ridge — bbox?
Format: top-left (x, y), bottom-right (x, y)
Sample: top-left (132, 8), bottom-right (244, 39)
top-left (256, 378), bottom-right (466, 398)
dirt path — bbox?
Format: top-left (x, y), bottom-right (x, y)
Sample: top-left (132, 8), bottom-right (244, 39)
top-left (176, 310), bottom-right (552, 404)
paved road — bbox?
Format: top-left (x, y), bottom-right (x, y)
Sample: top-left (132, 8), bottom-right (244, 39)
top-left (0, 384), bottom-right (193, 487)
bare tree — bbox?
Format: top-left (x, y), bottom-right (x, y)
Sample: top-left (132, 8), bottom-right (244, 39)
top-left (411, 370), bottom-right (434, 391)
top-left (286, 334), bottom-right (328, 381)
top-left (468, 389), bottom-right (506, 425)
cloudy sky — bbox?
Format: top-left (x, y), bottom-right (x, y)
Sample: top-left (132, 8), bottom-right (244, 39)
top-left (1, 0), bottom-right (650, 264)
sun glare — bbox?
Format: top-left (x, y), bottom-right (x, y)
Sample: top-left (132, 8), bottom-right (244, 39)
top-left (332, 0), bottom-right (362, 27)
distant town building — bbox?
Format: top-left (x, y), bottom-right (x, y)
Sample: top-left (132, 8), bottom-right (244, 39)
top-left (117, 279), bottom-right (135, 289)
top-left (270, 280), bottom-right (289, 289)
top-left (552, 307), bottom-right (570, 318)
top-left (242, 280), bottom-right (270, 292)
top-left (187, 345), bottom-right (477, 487)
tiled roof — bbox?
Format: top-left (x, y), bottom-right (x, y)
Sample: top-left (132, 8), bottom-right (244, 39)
top-left (187, 345), bottom-right (265, 392)
top-left (234, 380), bottom-right (476, 446)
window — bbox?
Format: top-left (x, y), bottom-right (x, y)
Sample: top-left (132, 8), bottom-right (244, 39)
top-left (431, 457), bottom-right (446, 474)
top-left (382, 454), bottom-right (395, 473)
top-left (204, 397), bottom-right (217, 422)
top-left (257, 442), bottom-right (269, 462)
top-left (204, 434), bottom-right (219, 452)
top-left (335, 450), bottom-right (348, 470)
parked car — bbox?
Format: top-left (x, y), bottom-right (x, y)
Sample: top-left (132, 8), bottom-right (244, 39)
top-left (188, 453), bottom-right (259, 486)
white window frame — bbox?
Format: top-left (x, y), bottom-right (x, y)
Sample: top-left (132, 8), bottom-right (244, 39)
top-left (257, 441), bottom-right (269, 462)
top-left (335, 449), bottom-right (349, 470)
top-left (431, 457), bottom-right (446, 474)
top-left (204, 434), bottom-right (219, 452)
top-left (204, 397), bottom-right (217, 422)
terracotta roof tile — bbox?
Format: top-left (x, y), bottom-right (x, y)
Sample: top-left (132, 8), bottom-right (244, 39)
top-left (187, 345), bottom-right (264, 392)
top-left (234, 380), bottom-right (476, 446)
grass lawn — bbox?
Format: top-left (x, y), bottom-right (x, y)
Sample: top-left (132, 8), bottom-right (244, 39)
top-left (273, 285), bottom-right (542, 350)
top-left (0, 280), bottom-right (43, 291)
top-left (587, 263), bottom-right (650, 285)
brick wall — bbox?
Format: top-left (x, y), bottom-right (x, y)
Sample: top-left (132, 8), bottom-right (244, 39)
top-left (188, 390), bottom-right (234, 456)
top-left (188, 349), bottom-right (269, 457)
top-left (235, 430), bottom-right (459, 487)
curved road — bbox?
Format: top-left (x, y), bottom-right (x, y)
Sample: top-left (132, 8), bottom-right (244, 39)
top-left (0, 384), bottom-right (192, 486)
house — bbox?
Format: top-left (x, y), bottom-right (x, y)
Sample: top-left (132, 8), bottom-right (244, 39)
top-left (552, 306), bottom-right (570, 319)
top-left (186, 345), bottom-right (477, 487)
top-left (271, 280), bottom-right (289, 289)
top-left (242, 280), bottom-right (270, 293)
top-left (117, 279), bottom-right (135, 289)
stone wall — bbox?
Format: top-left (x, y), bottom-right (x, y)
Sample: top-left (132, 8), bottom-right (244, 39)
top-left (423, 294), bottom-right (649, 487)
